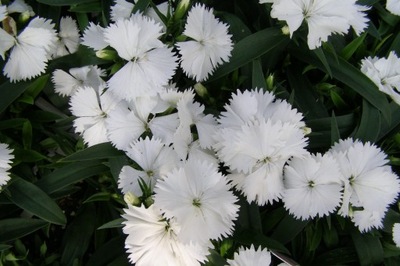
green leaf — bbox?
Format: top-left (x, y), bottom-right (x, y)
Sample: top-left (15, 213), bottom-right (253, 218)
top-left (22, 120), bottom-right (32, 150)
top-left (341, 34), bottom-right (367, 60)
top-left (0, 244), bottom-right (12, 251)
top-left (209, 27), bottom-right (289, 81)
top-left (353, 100), bottom-right (381, 142)
top-left (13, 148), bottom-right (48, 163)
top-left (59, 142), bottom-right (124, 162)
top-left (313, 47), bottom-right (332, 77)
top-left (132, 0), bottom-right (150, 13)
top-left (0, 218), bottom-right (48, 242)
top-left (252, 59), bottom-right (265, 89)
top-left (98, 218), bottom-right (124, 230)
top-left (271, 213), bottom-right (309, 244)
top-left (351, 228), bottom-right (384, 266)
top-left (86, 237), bottom-right (128, 266)
top-left (234, 229), bottom-right (290, 254)
top-left (35, 160), bottom-right (109, 194)
top-left (36, 0), bottom-right (96, 6)
top-left (0, 80), bottom-right (31, 114)
top-left (313, 247), bottom-right (358, 265)
top-left (290, 45), bottom-right (391, 122)
top-left (83, 192), bottom-right (111, 204)
top-left (203, 249), bottom-right (226, 266)
top-left (61, 204), bottom-right (96, 265)
top-left (331, 112), bottom-right (341, 145)
top-left (7, 177), bottom-right (67, 225)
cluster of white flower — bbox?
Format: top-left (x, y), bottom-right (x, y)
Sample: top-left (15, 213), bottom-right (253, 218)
top-left (0, 143), bottom-right (13, 189)
top-left (260, 0), bottom-right (370, 49)
top-left (0, 0), bottom-right (80, 82)
top-left (282, 138), bottom-right (400, 232)
top-left (360, 51), bottom-right (400, 105)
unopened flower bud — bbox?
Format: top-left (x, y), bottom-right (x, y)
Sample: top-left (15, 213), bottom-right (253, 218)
top-left (95, 49), bottom-right (118, 60)
top-left (194, 82), bottom-right (208, 98)
top-left (124, 192), bottom-right (141, 206)
top-left (174, 0), bottom-right (191, 21)
top-left (266, 73), bottom-right (274, 90)
top-left (281, 25), bottom-right (290, 36)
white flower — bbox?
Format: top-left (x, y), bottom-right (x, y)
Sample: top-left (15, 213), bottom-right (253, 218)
top-left (217, 120), bottom-right (308, 205)
top-left (387, 0), bottom-right (400, 16)
top-left (214, 89), bottom-right (308, 205)
top-left (393, 223), bottom-right (400, 248)
top-left (122, 204), bottom-right (208, 266)
top-left (328, 138), bottom-right (400, 232)
top-left (360, 51), bottom-right (400, 105)
top-left (118, 137), bottom-right (179, 196)
top-left (153, 158), bottom-right (239, 245)
top-left (7, 0), bottom-right (35, 17)
top-left (227, 245), bottom-right (272, 266)
top-left (106, 95), bottom-right (179, 151)
top-left (69, 87), bottom-right (119, 146)
top-left (270, 0), bottom-right (369, 49)
top-left (283, 153), bottom-right (344, 220)
top-left (104, 14), bottom-right (177, 100)
top-left (173, 90), bottom-right (218, 159)
top-left (81, 22), bottom-right (108, 51)
top-left (52, 65), bottom-right (105, 96)
top-left (110, 0), bottom-right (134, 21)
top-left (176, 3), bottom-right (233, 81)
top-left (351, 209), bottom-right (386, 233)
top-left (52, 16), bottom-right (80, 57)
top-left (2, 17), bottom-right (58, 82)
top-left (216, 89), bottom-right (305, 131)
top-left (0, 143), bottom-right (14, 188)
top-left (0, 5), bottom-right (7, 21)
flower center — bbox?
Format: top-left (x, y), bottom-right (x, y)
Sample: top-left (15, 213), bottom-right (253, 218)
top-left (192, 198), bottom-right (202, 207)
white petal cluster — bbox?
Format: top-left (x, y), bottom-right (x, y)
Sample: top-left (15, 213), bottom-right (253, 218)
top-left (0, 143), bottom-right (14, 189)
top-left (328, 138), bottom-right (400, 232)
top-left (214, 89), bottom-right (308, 205)
top-left (52, 65), bottom-right (105, 97)
top-left (269, 0), bottom-right (369, 49)
top-left (7, 0), bottom-right (35, 17)
top-left (0, 5), bottom-right (7, 21)
top-left (227, 245), bottom-right (272, 266)
top-left (1, 17), bottom-right (58, 82)
top-left (52, 16), bottom-right (80, 58)
top-left (283, 153), bottom-right (344, 220)
top-left (103, 13), bottom-right (177, 101)
top-left (360, 51), bottom-right (400, 105)
top-left (81, 22), bottom-right (108, 51)
top-left (387, 0), bottom-right (400, 16)
top-left (69, 87), bottom-right (119, 146)
top-left (177, 3), bottom-right (233, 81)
top-left (122, 204), bottom-right (208, 266)
top-left (118, 137), bottom-right (179, 196)
top-left (153, 158), bottom-right (239, 245)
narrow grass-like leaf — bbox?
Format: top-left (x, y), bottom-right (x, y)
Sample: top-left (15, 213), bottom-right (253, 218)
top-left (132, 0), bottom-right (150, 13)
top-left (252, 59), bottom-right (265, 89)
top-left (341, 34), bottom-right (366, 60)
top-left (271, 213), bottom-right (309, 244)
top-left (86, 237), bottom-right (127, 266)
top-left (7, 177), bottom-right (66, 225)
top-left (330, 112), bottom-right (341, 145)
top-left (98, 218), bottom-right (124, 230)
top-left (0, 218), bottom-right (48, 242)
top-left (0, 80), bottom-right (31, 114)
top-left (378, 103), bottom-right (400, 141)
top-left (351, 228), bottom-right (384, 266)
top-left (313, 247), bottom-right (358, 265)
top-left (353, 100), bottom-right (381, 142)
top-left (59, 142), bottom-right (124, 162)
top-left (313, 47), bottom-right (332, 77)
top-left (83, 192), bottom-right (111, 204)
top-left (68, 2), bottom-right (102, 13)
top-left (36, 160), bottom-right (108, 194)
top-left (61, 204), bottom-right (96, 265)
top-left (209, 27), bottom-right (289, 81)
top-left (290, 45), bottom-right (391, 122)
top-left (287, 67), bottom-right (329, 119)
top-left (204, 249), bottom-right (227, 266)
